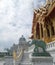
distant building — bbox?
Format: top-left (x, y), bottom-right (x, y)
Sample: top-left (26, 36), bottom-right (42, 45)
top-left (18, 35), bottom-right (28, 50)
top-left (4, 35), bottom-right (29, 65)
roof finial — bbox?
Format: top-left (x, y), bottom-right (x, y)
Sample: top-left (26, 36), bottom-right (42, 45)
top-left (22, 35), bottom-right (23, 37)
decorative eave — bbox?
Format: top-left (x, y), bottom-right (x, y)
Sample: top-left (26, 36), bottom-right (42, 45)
top-left (46, 2), bottom-right (55, 16)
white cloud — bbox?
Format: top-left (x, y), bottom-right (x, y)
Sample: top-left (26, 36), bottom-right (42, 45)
top-left (0, 0), bottom-right (45, 51)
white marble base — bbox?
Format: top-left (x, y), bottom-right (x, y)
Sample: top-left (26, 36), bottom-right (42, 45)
top-left (31, 56), bottom-right (53, 65)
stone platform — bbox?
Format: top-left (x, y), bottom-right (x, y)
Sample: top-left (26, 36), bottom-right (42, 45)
top-left (31, 56), bottom-right (53, 65)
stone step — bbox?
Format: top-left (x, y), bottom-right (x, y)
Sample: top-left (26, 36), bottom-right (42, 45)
top-left (19, 53), bottom-right (31, 65)
top-left (19, 63), bottom-right (32, 65)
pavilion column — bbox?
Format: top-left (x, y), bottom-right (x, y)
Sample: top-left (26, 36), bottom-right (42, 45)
top-left (42, 22), bottom-right (46, 40)
top-left (52, 21), bottom-right (55, 35)
top-left (49, 18), bottom-right (55, 36)
top-left (49, 26), bottom-right (52, 37)
top-left (51, 19), bottom-right (55, 35)
top-left (34, 25), bottom-right (36, 39)
top-left (39, 23), bottom-right (42, 39)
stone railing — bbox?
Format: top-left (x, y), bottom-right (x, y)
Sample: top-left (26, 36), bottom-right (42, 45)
top-left (16, 49), bottom-right (24, 64)
top-left (46, 41), bottom-right (55, 51)
top-left (4, 49), bottom-right (24, 65)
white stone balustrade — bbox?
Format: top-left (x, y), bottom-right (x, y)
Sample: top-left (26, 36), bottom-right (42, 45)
top-left (46, 41), bottom-right (55, 51)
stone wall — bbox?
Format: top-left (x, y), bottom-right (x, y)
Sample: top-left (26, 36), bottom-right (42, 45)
top-left (31, 56), bottom-right (53, 65)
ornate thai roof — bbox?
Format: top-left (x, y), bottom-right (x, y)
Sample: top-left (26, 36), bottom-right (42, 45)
top-left (34, 0), bottom-right (55, 17)
top-left (31, 0), bottom-right (55, 42)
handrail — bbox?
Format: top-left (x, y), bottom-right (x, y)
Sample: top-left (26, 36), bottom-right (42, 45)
top-left (46, 41), bottom-right (55, 49)
top-left (13, 49), bottom-right (24, 61)
top-left (17, 49), bottom-right (23, 60)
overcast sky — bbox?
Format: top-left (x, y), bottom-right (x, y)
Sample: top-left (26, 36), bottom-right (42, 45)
top-left (0, 0), bottom-right (45, 51)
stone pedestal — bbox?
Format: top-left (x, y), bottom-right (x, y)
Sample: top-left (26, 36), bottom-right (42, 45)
top-left (31, 56), bottom-right (53, 65)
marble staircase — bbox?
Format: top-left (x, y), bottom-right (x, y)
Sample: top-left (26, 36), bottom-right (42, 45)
top-left (19, 52), bottom-right (32, 65)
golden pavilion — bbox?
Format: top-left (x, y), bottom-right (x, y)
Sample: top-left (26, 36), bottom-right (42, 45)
top-left (31, 0), bottom-right (55, 43)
